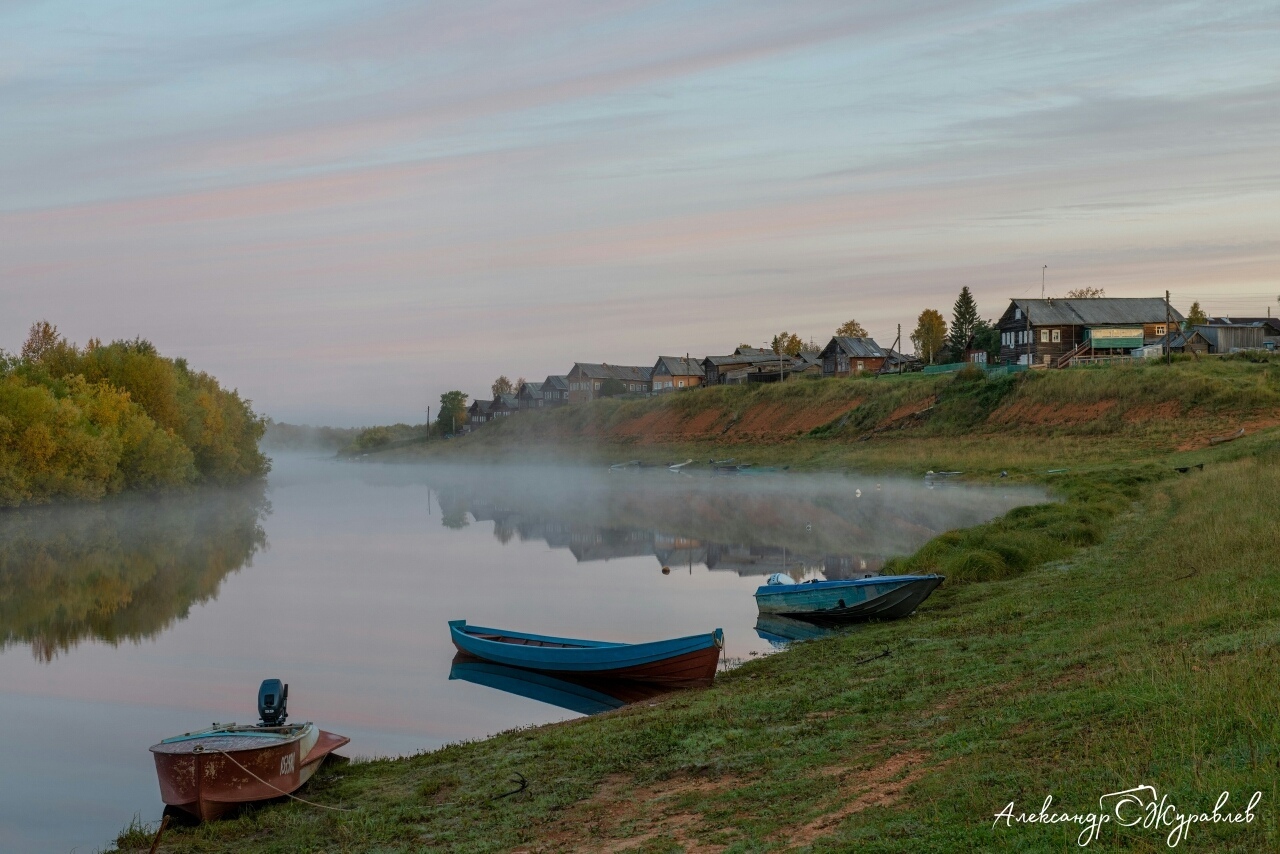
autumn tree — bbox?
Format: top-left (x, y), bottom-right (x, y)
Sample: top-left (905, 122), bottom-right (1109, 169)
top-left (770, 332), bottom-right (804, 357)
top-left (1065, 286), bottom-right (1105, 299)
top-left (1186, 301), bottom-right (1207, 326)
top-left (20, 321), bottom-right (64, 363)
top-left (437, 390), bottom-right (468, 434)
top-left (911, 309), bottom-right (947, 365)
top-left (948, 287), bottom-right (980, 354)
top-left (491, 375), bottom-right (513, 397)
top-left (835, 319), bottom-right (868, 338)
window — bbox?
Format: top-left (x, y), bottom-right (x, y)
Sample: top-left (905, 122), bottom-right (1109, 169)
top-left (856, 360), bottom-right (865, 372)
top-left (1015, 308), bottom-right (1023, 320)
top-left (1052, 329), bottom-right (1061, 343)
top-left (1155, 324), bottom-right (1166, 335)
top-left (1040, 329), bottom-right (1050, 343)
top-left (677, 380), bottom-right (685, 388)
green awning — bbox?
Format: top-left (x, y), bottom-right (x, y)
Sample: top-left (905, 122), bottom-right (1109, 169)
top-left (1086, 327), bottom-right (1144, 350)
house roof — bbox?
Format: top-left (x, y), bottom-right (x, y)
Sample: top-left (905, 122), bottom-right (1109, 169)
top-left (469, 399), bottom-right (492, 414)
top-left (1205, 317), bottom-right (1280, 332)
top-left (542, 375), bottom-right (569, 391)
top-left (703, 353), bottom-right (779, 367)
top-left (518, 381), bottom-right (544, 395)
top-left (734, 346), bottom-right (774, 356)
top-left (653, 356), bottom-right (701, 375)
top-left (794, 352), bottom-right (822, 367)
top-left (1002, 298), bottom-right (1184, 327)
top-left (493, 393), bottom-right (520, 408)
top-left (822, 336), bottom-right (886, 358)
top-left (1168, 329), bottom-right (1211, 348)
top-left (571, 363), bottom-right (654, 382)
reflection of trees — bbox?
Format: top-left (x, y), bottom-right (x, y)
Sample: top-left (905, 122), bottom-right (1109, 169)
top-left (0, 484), bottom-right (269, 661)
top-left (420, 468), bottom-right (1045, 576)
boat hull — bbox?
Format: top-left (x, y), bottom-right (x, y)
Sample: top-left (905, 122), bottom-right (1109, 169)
top-left (449, 621), bottom-right (723, 687)
top-left (150, 724), bottom-right (349, 821)
top-left (754, 575), bottom-right (944, 622)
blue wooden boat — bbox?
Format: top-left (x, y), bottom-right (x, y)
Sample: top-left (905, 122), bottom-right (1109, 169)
top-left (754, 573), bottom-right (944, 622)
top-left (449, 657), bottom-right (675, 715)
top-left (449, 620), bottom-right (723, 686)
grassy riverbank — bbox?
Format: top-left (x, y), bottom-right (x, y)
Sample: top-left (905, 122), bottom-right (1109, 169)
top-left (115, 363), bottom-right (1280, 853)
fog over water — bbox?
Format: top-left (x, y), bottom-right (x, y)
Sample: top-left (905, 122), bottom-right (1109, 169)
top-left (0, 454), bottom-right (1046, 852)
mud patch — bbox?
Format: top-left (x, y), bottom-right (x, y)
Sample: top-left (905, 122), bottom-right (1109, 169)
top-left (781, 751), bottom-right (941, 847)
top-left (989, 399), bottom-right (1117, 427)
top-left (526, 773), bottom-right (737, 854)
top-left (726, 399), bottom-right (862, 438)
top-left (1121, 400), bottom-right (1182, 424)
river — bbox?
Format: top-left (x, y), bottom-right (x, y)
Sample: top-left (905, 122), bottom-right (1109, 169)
top-left (0, 454), bottom-right (1046, 852)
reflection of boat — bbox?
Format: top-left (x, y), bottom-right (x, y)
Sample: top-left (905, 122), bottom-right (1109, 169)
top-left (755, 574), bottom-right (944, 621)
top-left (668, 459), bottom-right (694, 471)
top-left (609, 460), bottom-right (643, 471)
top-left (736, 465), bottom-right (788, 475)
top-left (754, 614), bottom-right (837, 646)
top-left (449, 620), bottom-right (723, 686)
top-left (149, 680), bottom-right (349, 821)
top-left (449, 656), bottom-right (676, 715)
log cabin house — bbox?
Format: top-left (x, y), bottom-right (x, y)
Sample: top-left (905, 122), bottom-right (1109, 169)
top-left (540, 375), bottom-right (570, 406)
top-left (651, 356), bottom-right (703, 391)
top-left (996, 297), bottom-right (1183, 367)
top-left (819, 336), bottom-right (888, 377)
top-left (566, 363), bottom-right (653, 403)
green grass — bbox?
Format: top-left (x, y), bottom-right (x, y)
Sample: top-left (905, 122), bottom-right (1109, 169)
top-left (112, 360), bottom-right (1280, 853)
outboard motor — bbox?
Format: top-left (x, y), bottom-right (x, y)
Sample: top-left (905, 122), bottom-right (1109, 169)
top-left (258, 679), bottom-right (289, 727)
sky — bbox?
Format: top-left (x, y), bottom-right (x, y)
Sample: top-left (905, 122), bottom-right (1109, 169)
top-left (2, 0), bottom-right (1278, 425)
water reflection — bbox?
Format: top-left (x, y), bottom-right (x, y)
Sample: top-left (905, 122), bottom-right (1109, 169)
top-left (448, 655), bottom-right (676, 716)
top-left (0, 485), bottom-right (269, 660)
top-left (424, 467), bottom-right (1040, 581)
top-left (753, 614), bottom-right (839, 648)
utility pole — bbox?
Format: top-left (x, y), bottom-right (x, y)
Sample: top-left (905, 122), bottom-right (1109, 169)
top-left (1041, 265), bottom-right (1047, 299)
top-left (426, 405), bottom-right (430, 441)
top-left (1165, 290), bottom-right (1172, 366)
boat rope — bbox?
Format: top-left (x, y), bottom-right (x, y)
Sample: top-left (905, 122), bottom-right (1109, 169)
top-left (211, 748), bottom-right (356, 813)
top-left (853, 647), bottom-right (892, 666)
top-left (491, 771), bottom-right (528, 800)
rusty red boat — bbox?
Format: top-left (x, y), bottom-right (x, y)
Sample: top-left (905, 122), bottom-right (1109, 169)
top-left (149, 680), bottom-right (349, 821)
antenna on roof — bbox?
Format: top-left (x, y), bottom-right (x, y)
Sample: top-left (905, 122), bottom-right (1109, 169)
top-left (1041, 265), bottom-right (1047, 299)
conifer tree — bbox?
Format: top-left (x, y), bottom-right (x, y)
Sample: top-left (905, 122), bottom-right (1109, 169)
top-left (949, 287), bottom-right (979, 354)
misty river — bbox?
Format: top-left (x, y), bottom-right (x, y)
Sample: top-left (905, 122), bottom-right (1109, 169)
top-left (0, 454), bottom-right (1047, 852)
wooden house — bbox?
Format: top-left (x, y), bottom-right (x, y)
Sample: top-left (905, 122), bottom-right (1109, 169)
top-left (566, 363), bottom-right (653, 403)
top-left (1168, 329), bottom-right (1213, 355)
top-left (820, 337), bottom-right (887, 377)
top-left (516, 381), bottom-right (544, 410)
top-left (651, 356), bottom-right (703, 391)
top-left (467, 399), bottom-right (493, 429)
top-left (540, 375), bottom-right (569, 407)
top-left (701, 351), bottom-right (779, 385)
top-left (489, 393), bottom-right (520, 418)
top-left (996, 298), bottom-right (1183, 367)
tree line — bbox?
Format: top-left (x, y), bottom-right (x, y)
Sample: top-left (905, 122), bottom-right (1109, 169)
top-left (0, 322), bottom-right (269, 507)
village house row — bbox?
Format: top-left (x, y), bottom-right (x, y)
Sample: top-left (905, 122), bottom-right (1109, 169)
top-left (467, 298), bottom-right (1280, 428)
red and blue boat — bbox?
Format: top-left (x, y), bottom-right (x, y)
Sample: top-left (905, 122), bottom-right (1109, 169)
top-left (449, 620), bottom-right (723, 687)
